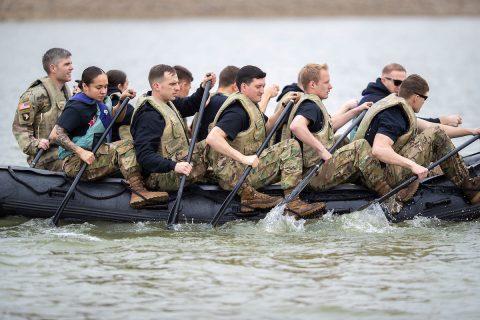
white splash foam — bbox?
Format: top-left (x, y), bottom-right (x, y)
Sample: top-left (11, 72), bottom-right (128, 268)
top-left (341, 203), bottom-right (393, 234)
top-left (258, 204), bottom-right (305, 233)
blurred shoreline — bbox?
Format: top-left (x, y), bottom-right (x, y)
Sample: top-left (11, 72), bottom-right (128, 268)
top-left (1, 0), bottom-right (480, 20)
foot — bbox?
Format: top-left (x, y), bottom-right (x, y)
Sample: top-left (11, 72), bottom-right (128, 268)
top-left (240, 186), bottom-right (282, 211)
top-left (461, 176), bottom-right (480, 204)
top-left (395, 181), bottom-right (419, 203)
top-left (285, 197), bottom-right (326, 219)
top-left (130, 191), bottom-right (169, 209)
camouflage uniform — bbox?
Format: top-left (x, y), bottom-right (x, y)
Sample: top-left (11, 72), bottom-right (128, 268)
top-left (279, 93), bottom-right (386, 191)
top-left (354, 94), bottom-right (470, 188)
top-left (12, 77), bottom-right (70, 171)
top-left (207, 93), bottom-right (304, 191)
top-left (63, 139), bottom-right (140, 181)
top-left (133, 95), bottom-right (207, 191)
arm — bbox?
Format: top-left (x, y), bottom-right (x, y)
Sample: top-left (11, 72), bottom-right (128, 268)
top-left (290, 115), bottom-right (331, 161)
top-left (112, 88), bottom-right (136, 123)
top-left (206, 127), bottom-right (258, 167)
top-left (258, 84), bottom-right (279, 113)
top-left (330, 98), bottom-right (358, 117)
top-left (417, 118), bottom-right (479, 138)
top-left (12, 93), bottom-right (46, 155)
top-left (265, 91), bottom-right (300, 133)
top-left (174, 73), bottom-right (216, 117)
top-left (371, 133), bottom-right (428, 179)
top-left (49, 124), bottom-right (95, 165)
top-left (331, 101), bottom-right (372, 131)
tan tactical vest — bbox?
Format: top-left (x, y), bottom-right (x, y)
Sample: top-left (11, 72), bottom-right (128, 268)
top-left (133, 96), bottom-right (189, 161)
top-left (207, 93), bottom-right (266, 166)
top-left (281, 93), bottom-right (335, 168)
top-left (29, 77), bottom-right (70, 140)
top-left (354, 93), bottom-right (417, 152)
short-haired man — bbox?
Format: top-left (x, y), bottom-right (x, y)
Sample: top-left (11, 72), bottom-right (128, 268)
top-left (355, 63), bottom-right (461, 131)
top-left (173, 65), bottom-right (194, 98)
top-left (280, 63), bottom-right (404, 198)
top-left (195, 65), bottom-right (239, 141)
top-left (354, 74), bottom-right (480, 204)
top-left (131, 64), bottom-right (216, 192)
top-left (12, 48), bottom-right (73, 171)
top-left (206, 65), bottom-right (325, 217)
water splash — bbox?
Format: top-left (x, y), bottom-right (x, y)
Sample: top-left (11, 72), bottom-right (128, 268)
top-left (258, 204), bottom-right (305, 233)
top-left (339, 203), bottom-right (393, 234)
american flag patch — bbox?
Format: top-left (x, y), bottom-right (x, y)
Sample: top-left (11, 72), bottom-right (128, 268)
top-left (18, 102), bottom-right (30, 110)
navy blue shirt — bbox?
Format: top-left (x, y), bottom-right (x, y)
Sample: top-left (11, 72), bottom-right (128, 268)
top-left (130, 86), bottom-right (205, 176)
top-left (197, 92), bottom-right (228, 141)
top-left (57, 99), bottom-right (97, 138)
top-left (364, 106), bottom-right (409, 146)
top-left (294, 100), bottom-right (324, 133)
top-left (215, 101), bottom-right (267, 141)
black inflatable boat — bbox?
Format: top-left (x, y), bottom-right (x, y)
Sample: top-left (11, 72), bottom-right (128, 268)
top-left (1, 152), bottom-right (479, 225)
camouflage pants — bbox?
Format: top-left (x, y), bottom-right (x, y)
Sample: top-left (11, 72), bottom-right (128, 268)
top-left (63, 139), bottom-right (139, 181)
top-left (385, 126), bottom-right (469, 187)
top-left (28, 147), bottom-right (63, 172)
top-left (213, 138), bottom-right (303, 191)
top-left (145, 140), bottom-right (207, 191)
top-left (309, 139), bottom-right (385, 191)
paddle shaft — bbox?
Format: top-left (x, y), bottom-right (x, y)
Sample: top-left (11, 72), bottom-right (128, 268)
top-left (281, 109), bottom-right (368, 204)
top-left (168, 81), bottom-right (212, 226)
top-left (210, 100), bottom-right (295, 228)
top-left (50, 97), bottom-right (131, 226)
top-left (30, 148), bottom-right (45, 168)
top-left (361, 133), bottom-right (480, 210)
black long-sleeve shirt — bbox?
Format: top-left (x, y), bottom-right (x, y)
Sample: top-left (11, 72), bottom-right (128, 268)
top-left (130, 86), bottom-right (205, 176)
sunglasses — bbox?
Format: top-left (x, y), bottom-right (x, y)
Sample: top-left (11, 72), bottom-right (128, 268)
top-left (415, 92), bottom-right (428, 101)
top-left (384, 77), bottom-right (403, 86)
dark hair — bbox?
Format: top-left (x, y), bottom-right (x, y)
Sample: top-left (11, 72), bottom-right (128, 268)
top-left (236, 65), bottom-right (266, 90)
top-left (106, 69), bottom-right (127, 88)
top-left (173, 65), bottom-right (193, 82)
top-left (42, 48), bottom-right (71, 74)
top-left (80, 66), bottom-right (106, 89)
top-left (219, 65), bottom-right (239, 88)
top-left (148, 64), bottom-right (176, 86)
top-left (398, 74), bottom-right (429, 99)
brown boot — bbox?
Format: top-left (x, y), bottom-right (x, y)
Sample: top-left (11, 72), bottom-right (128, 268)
top-left (461, 176), bottom-right (480, 204)
top-left (283, 189), bottom-right (326, 219)
top-left (374, 180), bottom-right (418, 202)
top-left (128, 173), bottom-right (169, 209)
top-left (240, 185), bottom-right (282, 212)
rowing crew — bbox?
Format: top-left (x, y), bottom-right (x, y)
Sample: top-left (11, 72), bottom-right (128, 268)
top-left (12, 48), bottom-right (480, 218)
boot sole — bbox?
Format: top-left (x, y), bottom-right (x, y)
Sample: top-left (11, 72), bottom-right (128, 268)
top-left (286, 203), bottom-right (326, 219)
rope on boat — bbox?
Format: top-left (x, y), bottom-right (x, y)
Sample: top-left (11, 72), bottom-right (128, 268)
top-left (7, 166), bottom-right (129, 200)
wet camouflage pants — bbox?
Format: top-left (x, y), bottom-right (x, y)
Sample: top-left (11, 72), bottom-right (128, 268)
top-left (63, 139), bottom-right (139, 181)
top-left (385, 126), bottom-right (469, 187)
top-left (145, 140), bottom-right (207, 191)
top-left (213, 138), bottom-right (303, 191)
top-left (28, 147), bottom-right (63, 172)
top-left (309, 139), bottom-right (385, 191)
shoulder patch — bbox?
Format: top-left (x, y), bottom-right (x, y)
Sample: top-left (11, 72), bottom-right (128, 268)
top-left (22, 113), bottom-right (30, 121)
top-left (18, 102), bottom-right (31, 110)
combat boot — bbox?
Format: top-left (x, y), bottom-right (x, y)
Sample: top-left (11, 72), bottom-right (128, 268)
top-left (373, 180), bottom-right (419, 202)
top-left (240, 185), bottom-right (283, 212)
top-left (127, 173), bottom-right (169, 208)
top-left (283, 189), bottom-right (326, 219)
top-left (461, 176), bottom-right (480, 204)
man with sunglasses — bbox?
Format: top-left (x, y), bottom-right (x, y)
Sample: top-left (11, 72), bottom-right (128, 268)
top-left (354, 74), bottom-right (480, 206)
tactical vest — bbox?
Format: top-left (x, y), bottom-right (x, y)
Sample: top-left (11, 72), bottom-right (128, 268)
top-left (281, 93), bottom-right (335, 168)
top-left (133, 96), bottom-right (189, 161)
top-left (58, 97), bottom-right (113, 160)
top-left (207, 93), bottom-right (266, 166)
top-left (354, 93), bottom-right (417, 152)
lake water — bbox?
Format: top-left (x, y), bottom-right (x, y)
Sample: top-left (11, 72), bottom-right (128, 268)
top-left (0, 18), bottom-right (480, 319)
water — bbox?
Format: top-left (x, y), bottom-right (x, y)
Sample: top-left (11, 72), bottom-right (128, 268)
top-left (1, 18), bottom-right (480, 319)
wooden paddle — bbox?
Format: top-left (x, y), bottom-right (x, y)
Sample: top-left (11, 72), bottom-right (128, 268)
top-left (278, 109), bottom-right (368, 207)
top-left (357, 134), bottom-right (480, 211)
top-left (49, 97), bottom-right (131, 226)
top-left (209, 99), bottom-right (295, 228)
top-left (168, 80), bottom-right (212, 227)
top-left (30, 148), bottom-right (45, 168)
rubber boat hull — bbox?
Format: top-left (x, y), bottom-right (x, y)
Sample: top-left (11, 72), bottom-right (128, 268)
top-left (1, 153), bottom-right (479, 225)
